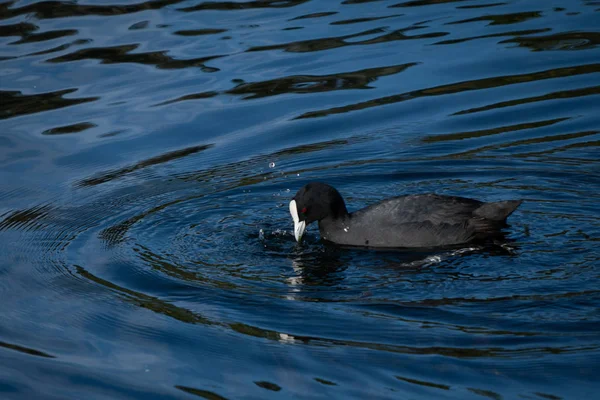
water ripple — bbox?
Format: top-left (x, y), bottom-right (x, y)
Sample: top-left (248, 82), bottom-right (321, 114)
top-left (227, 62), bottom-right (417, 99)
top-left (1, 89), bottom-right (98, 119)
top-left (0, 0), bottom-right (186, 20)
top-left (248, 25), bottom-right (447, 53)
top-left (503, 31), bottom-right (600, 51)
top-left (1, 0), bottom-right (599, 398)
top-left (295, 64), bottom-right (600, 119)
top-left (47, 44), bottom-right (225, 71)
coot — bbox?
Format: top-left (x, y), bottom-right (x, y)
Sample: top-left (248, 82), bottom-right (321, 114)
top-left (289, 182), bottom-right (522, 248)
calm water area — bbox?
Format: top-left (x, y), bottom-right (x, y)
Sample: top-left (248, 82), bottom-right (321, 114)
top-left (1, 0), bottom-right (599, 399)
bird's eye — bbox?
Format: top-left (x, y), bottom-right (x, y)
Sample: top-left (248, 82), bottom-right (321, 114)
top-left (301, 207), bottom-right (307, 214)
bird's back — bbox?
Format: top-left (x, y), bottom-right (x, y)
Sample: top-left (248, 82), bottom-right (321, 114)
top-left (319, 194), bottom-right (520, 248)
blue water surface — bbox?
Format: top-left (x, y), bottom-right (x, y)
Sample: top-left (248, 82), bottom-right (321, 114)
top-left (1, 0), bottom-right (599, 399)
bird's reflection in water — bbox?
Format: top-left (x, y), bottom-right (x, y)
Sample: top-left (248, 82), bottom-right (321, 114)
top-left (285, 238), bottom-right (519, 299)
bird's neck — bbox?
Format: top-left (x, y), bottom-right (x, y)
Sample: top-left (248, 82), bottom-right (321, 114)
top-left (318, 213), bottom-right (350, 240)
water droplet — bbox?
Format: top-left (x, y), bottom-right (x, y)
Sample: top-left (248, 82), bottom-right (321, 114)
top-left (278, 333), bottom-right (296, 343)
top-left (269, 162), bottom-right (276, 168)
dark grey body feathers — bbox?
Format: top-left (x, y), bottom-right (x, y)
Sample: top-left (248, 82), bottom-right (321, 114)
top-left (318, 194), bottom-right (522, 248)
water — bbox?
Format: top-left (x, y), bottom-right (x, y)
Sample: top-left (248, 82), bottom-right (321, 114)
top-left (1, 0), bottom-right (599, 398)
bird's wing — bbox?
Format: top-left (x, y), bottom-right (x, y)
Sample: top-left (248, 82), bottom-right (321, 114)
top-left (352, 194), bottom-right (482, 226)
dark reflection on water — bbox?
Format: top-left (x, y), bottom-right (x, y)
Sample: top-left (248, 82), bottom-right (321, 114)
top-left (43, 122), bottom-right (97, 136)
top-left (295, 64), bottom-right (600, 119)
top-left (179, 0), bottom-right (311, 12)
top-left (1, 0), bottom-right (599, 399)
top-left (176, 385), bottom-right (229, 400)
top-left (26, 38), bottom-right (92, 57)
top-left (77, 144), bottom-right (213, 187)
top-left (0, 340), bottom-right (56, 358)
top-left (153, 91), bottom-right (218, 107)
top-left (503, 31), bottom-right (600, 51)
top-left (434, 28), bottom-right (552, 45)
top-left (391, 0), bottom-right (468, 7)
top-left (173, 28), bottom-right (228, 36)
top-left (290, 11), bottom-right (338, 21)
top-left (248, 26), bottom-right (448, 53)
top-left (0, 22), bottom-right (78, 44)
top-left (1, 89), bottom-right (98, 119)
top-left (422, 117), bottom-right (571, 143)
top-left (227, 62), bottom-right (417, 99)
top-left (48, 44), bottom-right (224, 72)
top-left (10, 27), bottom-right (78, 45)
top-left (457, 3), bottom-right (507, 9)
top-left (0, 0), bottom-right (186, 19)
top-left (447, 11), bottom-right (542, 26)
top-left (453, 84), bottom-right (600, 115)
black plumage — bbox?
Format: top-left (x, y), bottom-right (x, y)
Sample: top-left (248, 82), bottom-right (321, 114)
top-left (290, 182), bottom-right (522, 248)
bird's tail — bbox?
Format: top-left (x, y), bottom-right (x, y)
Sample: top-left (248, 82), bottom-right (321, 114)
top-left (473, 200), bottom-right (523, 222)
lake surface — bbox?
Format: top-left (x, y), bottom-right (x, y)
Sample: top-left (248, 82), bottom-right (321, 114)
top-left (1, 0), bottom-right (599, 399)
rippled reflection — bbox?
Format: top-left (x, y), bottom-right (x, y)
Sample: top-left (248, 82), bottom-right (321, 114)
top-left (503, 31), bottom-right (600, 51)
top-left (228, 62), bottom-right (417, 99)
top-left (1, 0), bottom-right (599, 398)
top-left (1, 89), bottom-right (98, 119)
top-left (295, 64), bottom-right (600, 119)
top-left (0, 0), bottom-right (186, 19)
top-left (48, 44), bottom-right (224, 71)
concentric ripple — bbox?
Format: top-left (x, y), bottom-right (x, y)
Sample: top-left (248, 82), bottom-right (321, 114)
top-left (1, 0), bottom-right (599, 399)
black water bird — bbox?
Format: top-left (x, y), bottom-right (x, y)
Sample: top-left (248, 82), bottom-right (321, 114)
top-left (289, 182), bottom-right (522, 248)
